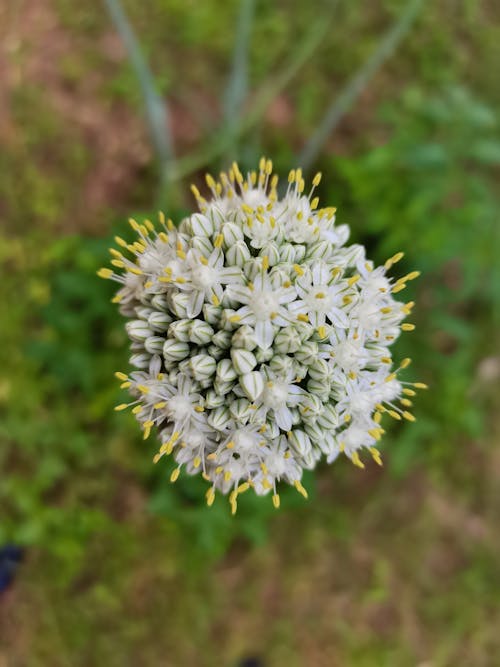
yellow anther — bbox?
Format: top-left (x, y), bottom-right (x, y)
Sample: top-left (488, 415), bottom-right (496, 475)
top-left (137, 384), bottom-right (150, 394)
top-left (211, 294), bottom-right (220, 306)
top-left (214, 234), bottom-right (224, 248)
top-left (312, 172), bottom-right (322, 187)
top-left (400, 358), bottom-right (412, 369)
top-left (226, 441), bottom-right (235, 449)
top-left (120, 381), bottom-right (131, 389)
top-left (114, 235), bottom-right (128, 248)
top-left (288, 169), bottom-right (296, 183)
top-left (370, 447), bottom-right (383, 466)
top-left (194, 405), bottom-right (205, 413)
top-left (206, 488), bottom-right (216, 506)
top-left (238, 482), bottom-right (250, 494)
top-left (373, 411), bottom-right (382, 424)
top-left (347, 274), bottom-right (360, 287)
top-left (368, 428), bottom-right (382, 440)
top-left (402, 411), bottom-right (416, 422)
top-left (384, 373), bottom-right (397, 383)
top-left (342, 296), bottom-right (352, 305)
top-left (153, 401), bottom-right (167, 409)
top-left (224, 471), bottom-right (232, 482)
top-left (207, 452), bottom-right (217, 461)
top-left (317, 326), bottom-right (327, 339)
top-left (193, 456), bottom-right (201, 468)
top-left (380, 307), bottom-right (392, 314)
top-left (293, 264), bottom-right (304, 276)
top-left (392, 283), bottom-right (406, 294)
top-left (294, 480), bottom-right (308, 499)
top-left (384, 251), bottom-right (404, 269)
top-left (97, 268), bottom-right (113, 279)
top-left (297, 313), bottom-right (309, 322)
top-left (132, 405), bottom-right (143, 415)
top-left (388, 410), bottom-right (402, 420)
top-left (315, 292), bottom-right (326, 299)
top-left (128, 267), bottom-right (143, 276)
top-left (403, 388), bottom-right (416, 396)
top-left (272, 494), bottom-right (280, 509)
top-left (170, 468), bottom-right (180, 483)
top-left (215, 466), bottom-right (223, 474)
top-left (114, 403), bottom-right (129, 411)
top-left (348, 371), bottom-right (357, 380)
top-left (381, 357), bottom-right (392, 364)
top-left (115, 371), bottom-right (128, 381)
top-left (401, 323), bottom-right (415, 331)
top-left (205, 173), bottom-right (216, 188)
top-left (400, 398), bottom-right (413, 407)
top-left (344, 414), bottom-right (351, 423)
top-left (199, 255), bottom-right (208, 265)
top-left (351, 451), bottom-right (365, 469)
top-left (229, 315), bottom-right (241, 323)
top-left (413, 382), bottom-right (428, 390)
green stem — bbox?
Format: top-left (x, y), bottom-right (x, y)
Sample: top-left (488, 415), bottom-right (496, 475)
top-left (298, 0), bottom-right (425, 171)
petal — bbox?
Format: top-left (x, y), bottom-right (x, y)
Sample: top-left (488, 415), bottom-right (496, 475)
top-left (226, 284), bottom-right (251, 304)
top-left (255, 320), bottom-right (274, 349)
top-left (186, 290), bottom-right (205, 318)
top-left (278, 286), bottom-right (298, 304)
top-left (275, 406), bottom-right (293, 431)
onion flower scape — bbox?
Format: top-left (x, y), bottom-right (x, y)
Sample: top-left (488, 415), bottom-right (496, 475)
top-left (99, 158), bottom-right (427, 513)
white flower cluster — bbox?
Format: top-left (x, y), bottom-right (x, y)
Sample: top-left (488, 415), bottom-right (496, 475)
top-left (99, 159), bottom-right (425, 512)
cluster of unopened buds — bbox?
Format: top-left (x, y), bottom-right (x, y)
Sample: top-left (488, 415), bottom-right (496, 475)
top-left (99, 159), bottom-right (426, 512)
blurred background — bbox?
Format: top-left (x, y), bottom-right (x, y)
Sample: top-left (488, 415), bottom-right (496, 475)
top-left (1, 0), bottom-right (499, 665)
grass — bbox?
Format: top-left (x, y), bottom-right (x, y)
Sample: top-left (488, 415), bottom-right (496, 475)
top-left (1, 0), bottom-right (499, 665)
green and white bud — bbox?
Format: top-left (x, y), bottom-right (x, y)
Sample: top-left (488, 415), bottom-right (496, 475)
top-left (145, 336), bottom-right (165, 354)
top-left (295, 341), bottom-right (319, 364)
top-left (168, 319), bottom-right (192, 342)
top-left (189, 354), bottom-right (217, 381)
top-left (226, 240), bottom-right (250, 267)
top-left (207, 406), bottom-right (232, 431)
top-left (239, 371), bottom-right (264, 402)
top-left (231, 349), bottom-right (257, 375)
top-left (148, 310), bottom-right (172, 332)
top-left (189, 319), bottom-right (215, 346)
top-left (216, 358), bottom-right (238, 383)
top-left (190, 213), bottom-right (214, 237)
top-left (163, 339), bottom-right (190, 363)
top-left (231, 325), bottom-right (257, 351)
top-left (126, 320), bottom-right (152, 342)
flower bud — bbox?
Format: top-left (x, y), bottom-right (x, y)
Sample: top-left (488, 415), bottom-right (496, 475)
top-left (288, 430), bottom-right (312, 458)
top-left (189, 354), bottom-right (216, 381)
top-left (239, 371), bottom-right (264, 402)
top-left (202, 303), bottom-right (222, 326)
top-left (189, 320), bottom-right (214, 346)
top-left (148, 310), bottom-right (172, 332)
top-left (274, 326), bottom-right (302, 354)
top-left (231, 325), bottom-right (257, 351)
top-left (207, 406), bottom-right (232, 431)
top-left (231, 349), bottom-right (257, 375)
top-left (126, 320), bottom-right (153, 342)
top-left (221, 222), bottom-right (244, 247)
top-left (216, 359), bottom-right (238, 383)
top-left (295, 341), bottom-right (318, 364)
top-left (163, 339), bottom-right (190, 362)
top-left (167, 319), bottom-right (192, 342)
top-left (226, 240), bottom-right (250, 267)
top-left (145, 336), bottom-right (164, 354)
top-left (190, 213), bottom-right (214, 237)
top-left (212, 330), bottom-right (232, 349)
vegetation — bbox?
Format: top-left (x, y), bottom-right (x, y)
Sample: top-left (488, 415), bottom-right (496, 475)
top-left (1, 0), bottom-right (499, 664)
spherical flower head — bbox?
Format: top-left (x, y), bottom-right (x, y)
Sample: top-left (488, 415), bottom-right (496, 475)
top-left (100, 158), bottom-right (425, 512)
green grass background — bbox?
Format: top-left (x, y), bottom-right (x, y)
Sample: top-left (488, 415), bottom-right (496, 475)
top-left (1, 0), bottom-right (499, 665)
